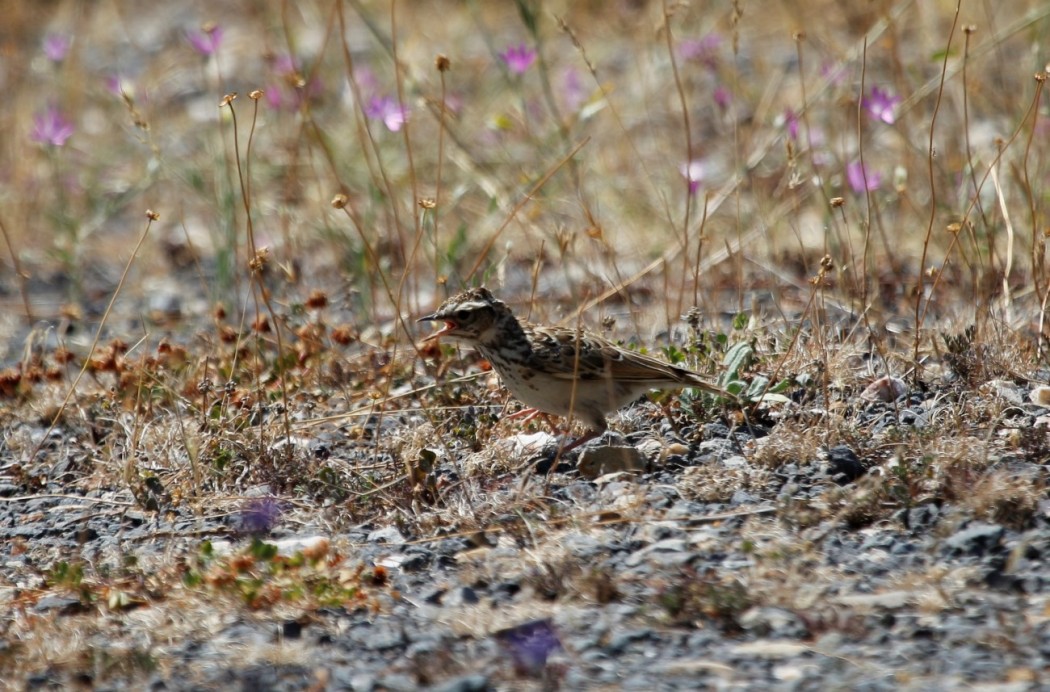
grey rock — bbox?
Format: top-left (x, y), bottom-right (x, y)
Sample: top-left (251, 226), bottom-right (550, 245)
top-left (432, 673), bottom-right (489, 692)
top-left (944, 523), bottom-right (1005, 556)
top-left (739, 606), bottom-right (809, 638)
top-left (367, 525), bottom-right (405, 544)
top-left (578, 445), bottom-right (648, 479)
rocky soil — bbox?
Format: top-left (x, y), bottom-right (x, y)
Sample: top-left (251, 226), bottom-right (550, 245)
top-left (3, 380), bottom-right (1049, 691)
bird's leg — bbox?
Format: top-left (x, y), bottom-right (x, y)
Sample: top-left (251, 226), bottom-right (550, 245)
top-left (504, 407), bottom-right (543, 424)
top-left (559, 428), bottom-right (601, 454)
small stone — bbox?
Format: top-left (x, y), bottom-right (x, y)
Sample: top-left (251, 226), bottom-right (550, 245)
top-left (432, 673), bottom-right (490, 692)
top-left (826, 445), bottom-right (865, 484)
top-left (444, 586), bottom-right (479, 607)
top-left (578, 445), bottom-right (648, 479)
top-left (983, 379), bottom-right (1023, 405)
top-left (739, 606), bottom-right (809, 638)
top-left (1030, 386), bottom-right (1050, 407)
top-left (367, 526), bottom-right (406, 544)
top-left (33, 594), bottom-right (86, 614)
top-left (720, 455), bottom-right (748, 469)
top-left (860, 375), bottom-right (907, 402)
top-left (281, 620), bottom-right (303, 639)
top-left (944, 523), bottom-right (1005, 556)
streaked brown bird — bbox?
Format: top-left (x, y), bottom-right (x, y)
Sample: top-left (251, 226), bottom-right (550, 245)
top-left (418, 287), bottom-right (728, 451)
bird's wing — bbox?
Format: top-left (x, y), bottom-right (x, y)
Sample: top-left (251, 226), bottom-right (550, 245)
top-left (523, 325), bottom-right (614, 379)
top-left (525, 324), bottom-right (723, 393)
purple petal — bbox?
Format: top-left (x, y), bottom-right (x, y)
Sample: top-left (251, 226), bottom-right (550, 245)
top-left (495, 619), bottom-right (561, 676)
top-left (862, 86), bottom-right (900, 125)
top-left (500, 43), bottom-right (536, 75)
top-left (187, 25), bottom-right (223, 56)
top-left (680, 161), bottom-right (704, 195)
top-left (43, 33), bottom-right (70, 62)
top-left (784, 109), bottom-right (800, 140)
top-left (679, 33), bottom-right (722, 69)
top-left (31, 106), bottom-right (74, 147)
top-left (365, 96), bottom-right (409, 131)
top-left (846, 160), bottom-right (882, 193)
top-left (713, 85), bottom-right (731, 110)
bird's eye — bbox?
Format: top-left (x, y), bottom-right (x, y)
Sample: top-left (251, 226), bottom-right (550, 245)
top-left (454, 309), bottom-right (469, 320)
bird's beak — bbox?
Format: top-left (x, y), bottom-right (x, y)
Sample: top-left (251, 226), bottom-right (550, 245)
top-left (417, 313), bottom-right (452, 342)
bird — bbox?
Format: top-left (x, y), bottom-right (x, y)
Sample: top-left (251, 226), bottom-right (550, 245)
top-left (417, 286), bottom-right (729, 452)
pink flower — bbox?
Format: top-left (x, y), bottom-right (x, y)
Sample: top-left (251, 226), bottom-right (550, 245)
top-left (43, 34), bottom-right (70, 62)
top-left (713, 85), bottom-right (731, 110)
top-left (187, 24), bottom-right (223, 57)
top-left (680, 160), bottom-right (704, 195)
top-left (500, 43), bottom-right (536, 75)
top-left (846, 160), bottom-right (881, 193)
top-left (365, 96), bottom-right (409, 131)
top-left (31, 106), bottom-right (74, 147)
top-left (784, 109), bottom-right (800, 141)
top-left (862, 86), bottom-right (901, 125)
top-left (679, 33), bottom-right (722, 69)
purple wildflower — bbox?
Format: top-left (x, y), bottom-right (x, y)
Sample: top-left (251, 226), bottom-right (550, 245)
top-left (679, 33), bottom-right (722, 69)
top-left (105, 74), bottom-right (125, 96)
top-left (31, 106), bottom-right (74, 147)
top-left (43, 34), bottom-right (70, 62)
top-left (187, 24), bottom-right (223, 57)
top-left (238, 497), bottom-right (282, 535)
top-left (365, 96), bottom-right (409, 131)
top-left (846, 160), bottom-right (882, 193)
top-left (713, 85), bottom-right (731, 110)
top-left (784, 109), bottom-right (800, 141)
top-left (500, 43), bottom-right (537, 75)
top-left (862, 86), bottom-right (901, 125)
top-left (495, 619), bottom-right (561, 676)
top-left (680, 160), bottom-right (704, 195)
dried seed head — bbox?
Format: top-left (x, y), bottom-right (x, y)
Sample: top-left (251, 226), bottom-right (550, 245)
top-left (220, 92), bottom-right (237, 107)
top-left (331, 194), bottom-right (349, 209)
top-left (305, 290), bottom-right (329, 309)
top-left (248, 247), bottom-right (270, 272)
top-left (830, 197), bottom-right (844, 208)
top-left (146, 209), bottom-right (160, 220)
top-left (435, 54), bottom-right (451, 72)
top-left (249, 89), bottom-right (263, 100)
top-left (331, 325), bottom-right (357, 345)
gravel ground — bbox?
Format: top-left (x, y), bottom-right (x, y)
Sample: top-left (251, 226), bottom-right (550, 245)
top-left (3, 384), bottom-right (1049, 691)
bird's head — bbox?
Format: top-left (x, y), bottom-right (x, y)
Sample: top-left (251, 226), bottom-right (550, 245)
top-left (417, 286), bottom-right (508, 344)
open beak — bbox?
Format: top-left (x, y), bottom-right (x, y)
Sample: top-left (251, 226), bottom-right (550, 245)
top-left (417, 314), bottom-right (454, 342)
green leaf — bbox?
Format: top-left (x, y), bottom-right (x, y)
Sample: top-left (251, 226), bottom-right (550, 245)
top-left (250, 538), bottom-right (278, 561)
top-left (721, 342), bottom-right (753, 383)
top-left (746, 375), bottom-right (770, 399)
